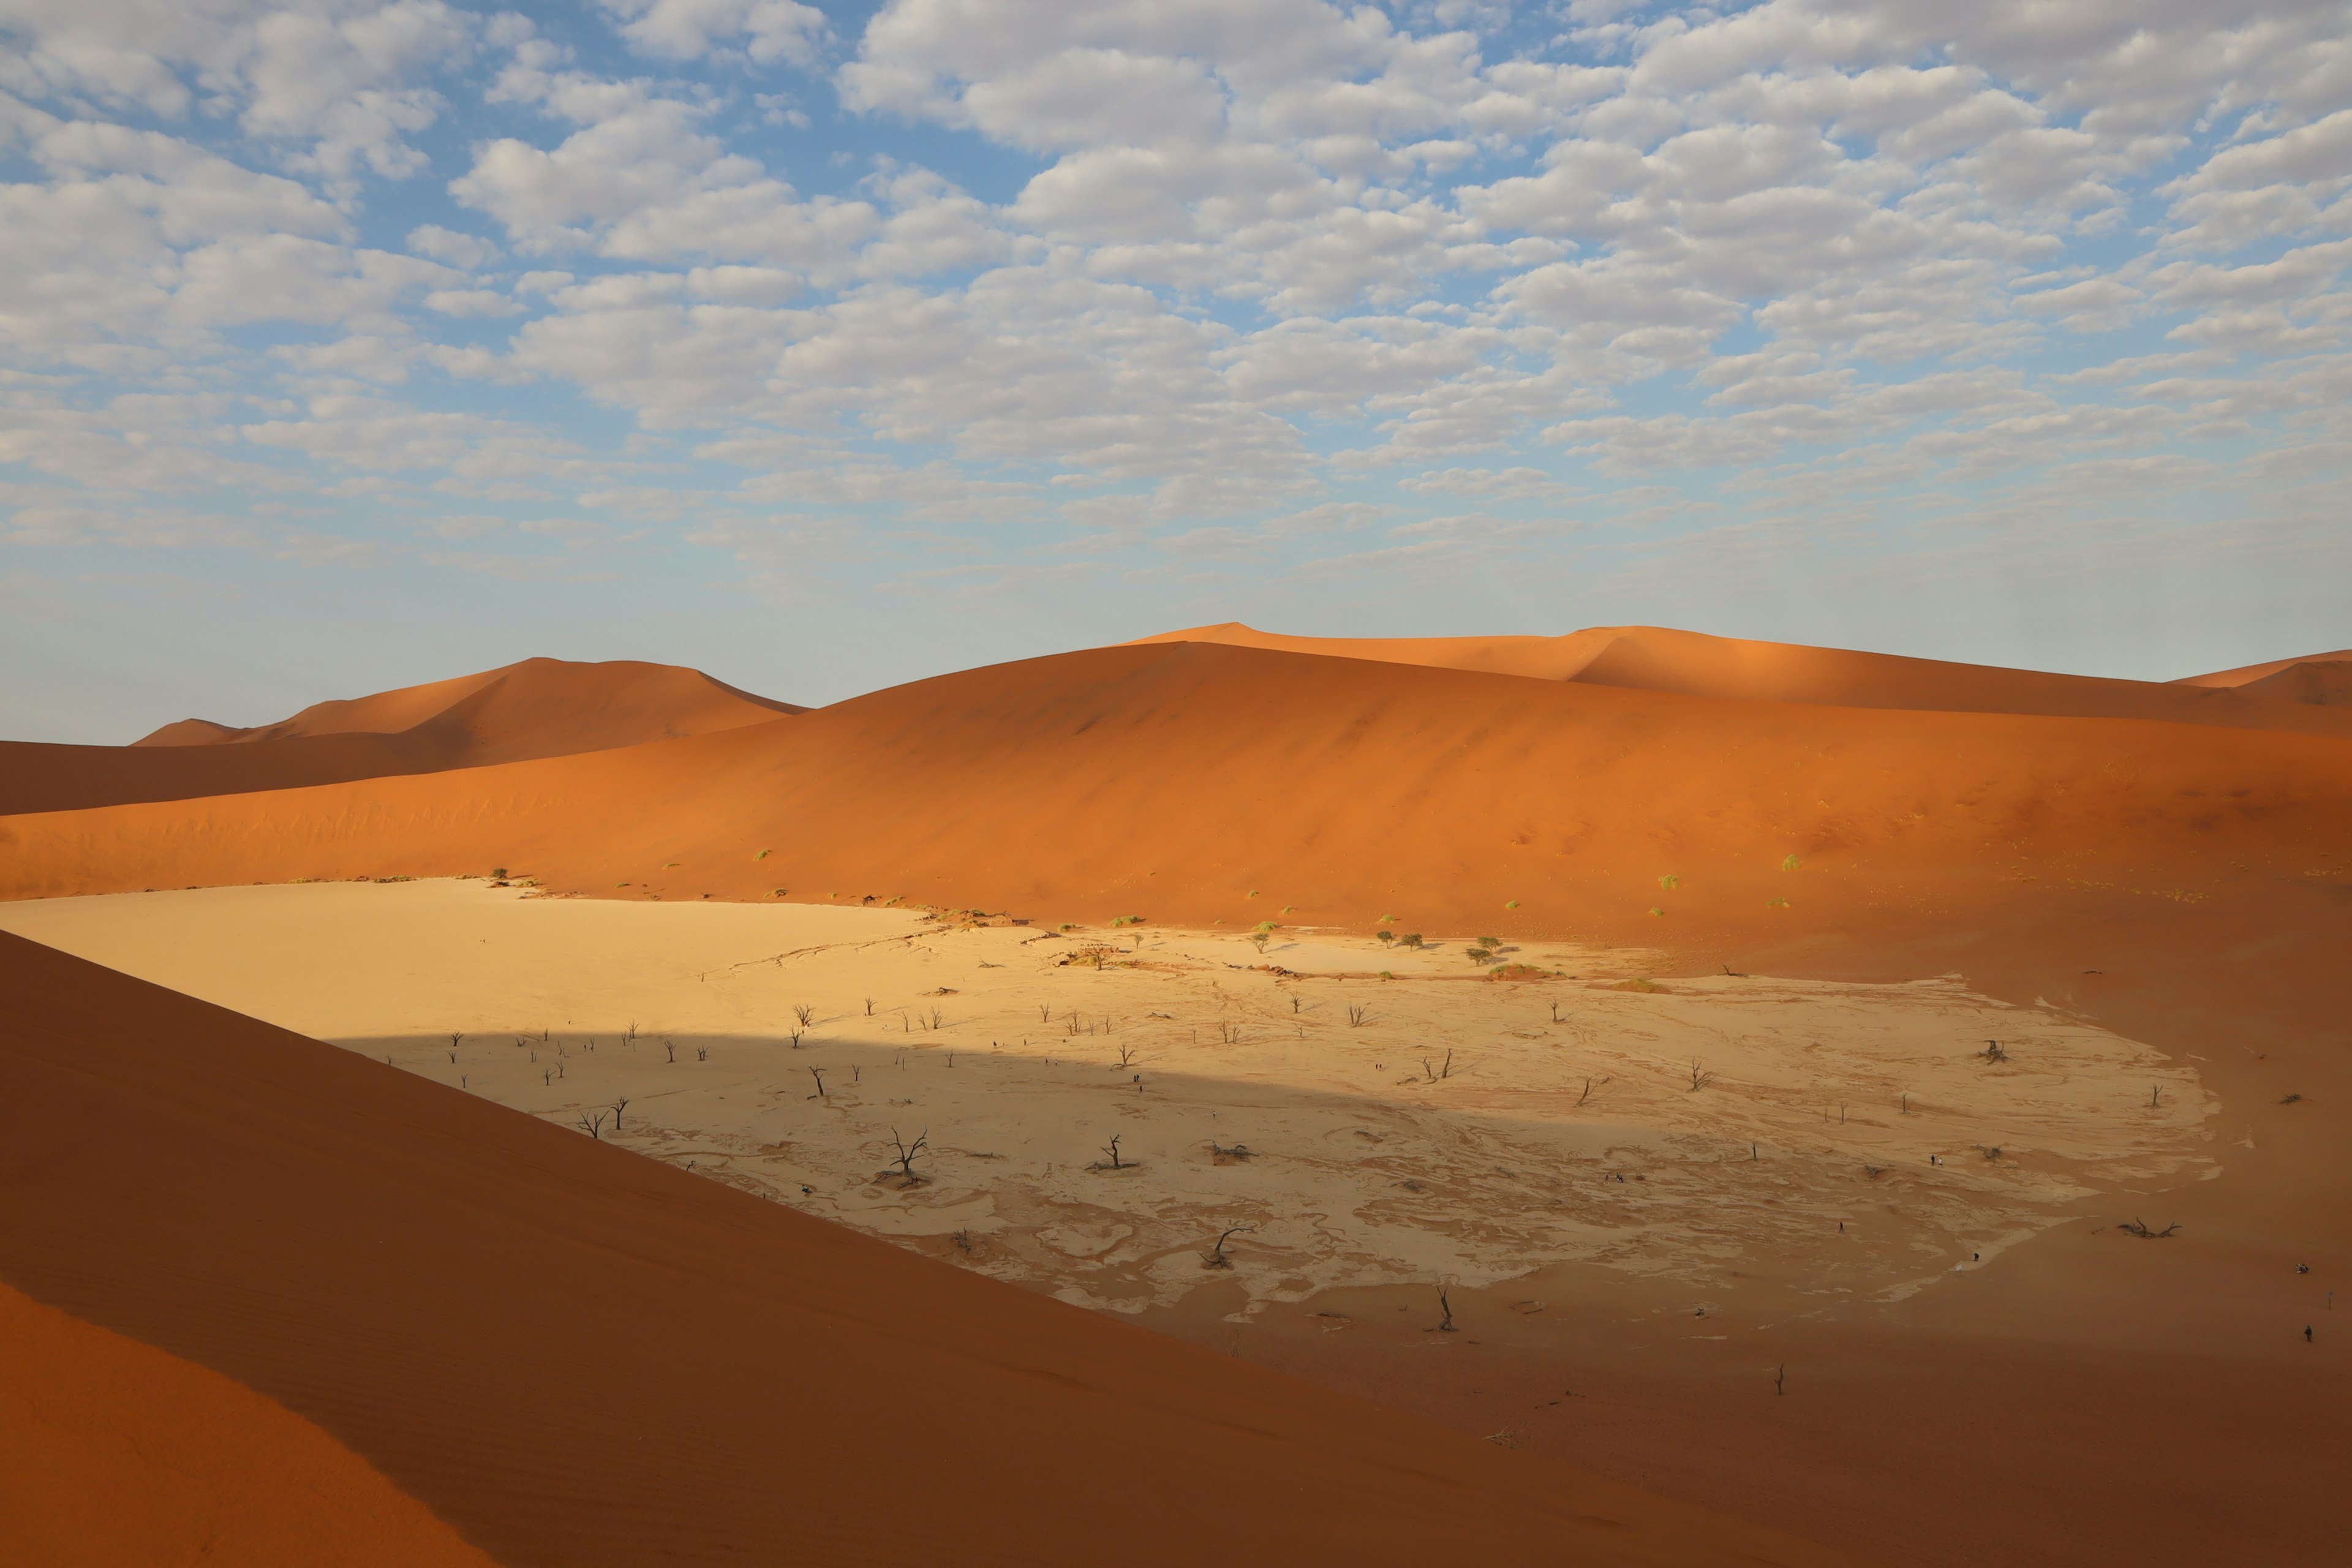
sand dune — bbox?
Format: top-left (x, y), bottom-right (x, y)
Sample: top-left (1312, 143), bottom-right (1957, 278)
top-left (7, 642), bottom-right (2348, 960)
top-left (135, 655), bottom-right (801, 753)
top-left (0, 1281), bottom-right (494, 1568)
top-left (0, 929), bottom-right (1858, 1567)
top-left (1136, 623), bottom-right (2352, 736)
top-left (2, 658), bottom-right (801, 816)
top-left (2173, 648), bottom-right (2352, 687)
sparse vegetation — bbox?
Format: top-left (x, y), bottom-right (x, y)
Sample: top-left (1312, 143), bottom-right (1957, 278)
top-left (1687, 1058), bottom-right (1714, 1091)
top-left (1400, 932), bottom-right (1423, 948)
top-left (1659, 873), bottom-right (1681, 891)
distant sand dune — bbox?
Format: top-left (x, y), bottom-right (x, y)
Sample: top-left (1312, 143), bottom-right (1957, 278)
top-left (2, 657), bottom-right (801, 816)
top-left (6, 642), bottom-right (2346, 957)
top-left (1135, 624), bottom-right (2352, 736)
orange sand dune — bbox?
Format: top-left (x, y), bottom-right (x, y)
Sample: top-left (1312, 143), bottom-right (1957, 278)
top-left (1136, 623), bottom-right (2352, 737)
top-left (0, 930), bottom-right (1858, 1567)
top-left (6, 641), bottom-right (2348, 958)
top-left (2, 658), bottom-right (801, 816)
top-left (2173, 648), bottom-right (2352, 687)
top-left (135, 654), bottom-right (801, 753)
top-left (0, 1281), bottom-right (494, 1568)
top-left (2228, 660), bottom-right (2352, 707)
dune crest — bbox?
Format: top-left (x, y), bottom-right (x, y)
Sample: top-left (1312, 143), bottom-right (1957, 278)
top-left (1134, 623), bottom-right (2352, 736)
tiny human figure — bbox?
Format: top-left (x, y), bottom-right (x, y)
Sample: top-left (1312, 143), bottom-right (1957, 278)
top-left (2308, 1325), bottom-right (2316, 1343)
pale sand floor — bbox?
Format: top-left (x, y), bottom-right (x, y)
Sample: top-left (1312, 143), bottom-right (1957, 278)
top-left (2, 880), bottom-right (2218, 1317)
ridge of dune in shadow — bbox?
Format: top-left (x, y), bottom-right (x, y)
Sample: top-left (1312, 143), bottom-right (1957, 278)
top-left (0, 1281), bottom-right (495, 1568)
top-left (0, 930), bottom-right (1863, 1568)
top-left (1131, 624), bottom-right (2352, 737)
top-left (5, 642), bottom-right (2347, 960)
top-left (2173, 649), bottom-right (2352, 687)
top-left (3, 658), bottom-right (804, 816)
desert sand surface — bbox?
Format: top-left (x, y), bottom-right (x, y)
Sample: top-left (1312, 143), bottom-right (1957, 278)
top-left (4, 627), bottom-right (2346, 1567)
top-left (1137, 622), bottom-right (2352, 734)
top-left (0, 657), bottom-right (802, 818)
top-left (0, 929), bottom-right (1863, 1568)
top-left (0, 1281), bottom-right (496, 1568)
top-left (0, 880), bottom-right (2221, 1319)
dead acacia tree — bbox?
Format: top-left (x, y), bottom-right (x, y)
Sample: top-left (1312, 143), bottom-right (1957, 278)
top-left (1576, 1076), bottom-right (1594, 1106)
top-left (1115, 1043), bottom-right (1139, 1069)
top-left (885, 1126), bottom-right (929, 1178)
top-left (807, 1067), bottom-right (828, 1100)
top-left (794, 1003), bottom-right (815, 1028)
top-left (1687, 1058), bottom-right (1714, 1091)
top-left (610, 1095), bottom-right (630, 1133)
top-left (1098, 1133), bottom-right (1128, 1170)
top-left (2118, 1218), bottom-right (2181, 1238)
top-left (1204, 1223), bottom-right (1257, 1268)
top-left (1430, 1283), bottom-right (1458, 1333)
top-left (576, 1110), bottom-right (606, 1139)
top-left (1981, 1039), bottom-right (2008, 1064)
top-left (1347, 1003), bottom-right (1370, 1027)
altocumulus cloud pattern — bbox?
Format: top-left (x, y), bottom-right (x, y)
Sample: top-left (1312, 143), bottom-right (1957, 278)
top-left (3, 0), bottom-right (2350, 725)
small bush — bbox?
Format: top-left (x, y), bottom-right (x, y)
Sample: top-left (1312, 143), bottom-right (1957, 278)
top-left (1400, 932), bottom-right (1423, 948)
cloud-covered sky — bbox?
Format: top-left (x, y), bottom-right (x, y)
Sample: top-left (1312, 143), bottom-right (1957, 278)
top-left (4, 0), bottom-right (2348, 739)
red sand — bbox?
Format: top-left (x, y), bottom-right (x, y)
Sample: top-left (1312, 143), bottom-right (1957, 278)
top-left (4, 658), bottom-right (800, 816)
top-left (1136, 624), bottom-right (2352, 736)
top-left (7, 641), bottom-right (2348, 953)
top-left (0, 1281), bottom-right (495, 1568)
top-left (0, 930), bottom-right (1858, 1568)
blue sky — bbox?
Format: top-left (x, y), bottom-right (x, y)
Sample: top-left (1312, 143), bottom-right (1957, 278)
top-left (4, 0), bottom-right (2348, 740)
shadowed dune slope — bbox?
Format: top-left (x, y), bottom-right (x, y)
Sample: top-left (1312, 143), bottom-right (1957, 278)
top-left (0, 1281), bottom-right (494, 1568)
top-left (2174, 649), bottom-right (2352, 687)
top-left (1134, 624), bottom-right (2352, 737)
top-left (6, 642), bottom-right (2348, 954)
top-left (3, 659), bottom-right (802, 816)
top-left (0, 932), bottom-right (1859, 1568)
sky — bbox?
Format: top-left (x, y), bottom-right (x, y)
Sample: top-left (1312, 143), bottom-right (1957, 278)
top-left (3, 0), bottom-right (2348, 741)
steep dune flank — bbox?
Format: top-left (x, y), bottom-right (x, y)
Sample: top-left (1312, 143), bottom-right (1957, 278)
top-left (0, 931), bottom-right (1857, 1568)
top-left (3, 658), bottom-right (802, 816)
top-left (0, 1281), bottom-right (494, 1568)
top-left (6, 642), bottom-right (2345, 951)
top-left (1136, 624), bottom-right (2352, 737)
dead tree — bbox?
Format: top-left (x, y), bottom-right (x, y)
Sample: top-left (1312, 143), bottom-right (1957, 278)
top-left (886, 1126), bottom-right (929, 1178)
top-left (1431, 1284), bottom-right (1457, 1333)
top-left (794, 1003), bottom-right (815, 1028)
top-left (1347, 1004), bottom-right (1370, 1027)
top-left (1687, 1059), bottom-right (1714, 1091)
top-left (1116, 1044), bottom-right (1139, 1069)
top-left (1204, 1223), bottom-right (1257, 1268)
top-left (1773, 1365), bottom-right (1786, 1396)
top-left (1099, 1134), bottom-right (1126, 1170)
top-left (807, 1067), bottom-right (828, 1100)
top-left (611, 1095), bottom-right (630, 1133)
top-left (2118, 1218), bottom-right (2180, 1238)
top-left (576, 1110), bottom-right (606, 1139)
top-left (1981, 1039), bottom-right (2008, 1063)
